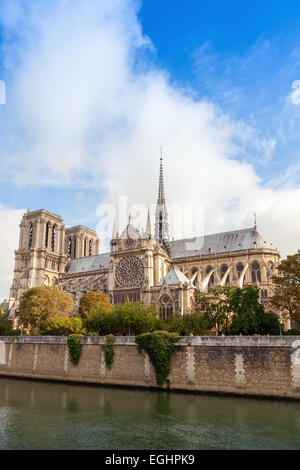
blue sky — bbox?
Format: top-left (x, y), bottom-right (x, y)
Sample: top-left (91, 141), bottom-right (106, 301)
top-left (140, 0), bottom-right (300, 183)
top-left (0, 0), bottom-right (300, 298)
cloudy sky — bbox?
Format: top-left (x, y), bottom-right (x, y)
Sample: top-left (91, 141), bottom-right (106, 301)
top-left (0, 0), bottom-right (300, 300)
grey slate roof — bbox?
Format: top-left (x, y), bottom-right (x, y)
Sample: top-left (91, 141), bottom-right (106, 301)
top-left (65, 253), bottom-right (110, 275)
top-left (64, 227), bottom-right (275, 275)
top-left (171, 227), bottom-right (275, 259)
top-left (156, 267), bottom-right (190, 286)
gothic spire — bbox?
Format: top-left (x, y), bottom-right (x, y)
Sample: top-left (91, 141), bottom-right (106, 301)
top-left (157, 147), bottom-right (165, 205)
top-left (154, 148), bottom-right (169, 242)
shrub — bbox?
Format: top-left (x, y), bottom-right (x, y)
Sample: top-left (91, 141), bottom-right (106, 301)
top-left (39, 316), bottom-right (83, 336)
top-left (0, 317), bottom-right (21, 336)
top-left (135, 331), bottom-right (181, 386)
top-left (83, 302), bottom-right (160, 336)
top-left (283, 328), bottom-right (300, 335)
top-left (165, 313), bottom-right (207, 336)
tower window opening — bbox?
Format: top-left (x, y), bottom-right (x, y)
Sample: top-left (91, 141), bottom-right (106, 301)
top-left (45, 223), bottom-right (49, 248)
top-left (29, 224), bottom-right (33, 249)
top-left (51, 226), bottom-right (56, 252)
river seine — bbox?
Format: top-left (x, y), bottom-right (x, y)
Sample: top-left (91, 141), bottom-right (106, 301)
top-left (0, 377), bottom-right (299, 450)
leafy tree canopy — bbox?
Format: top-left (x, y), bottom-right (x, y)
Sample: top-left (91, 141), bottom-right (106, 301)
top-left (17, 286), bottom-right (75, 333)
top-left (195, 285), bottom-right (234, 335)
top-left (0, 306), bottom-right (7, 318)
top-left (39, 316), bottom-right (83, 336)
top-left (196, 285), bottom-right (281, 336)
top-left (271, 250), bottom-right (300, 323)
top-left (83, 301), bottom-right (159, 336)
top-left (78, 291), bottom-right (112, 319)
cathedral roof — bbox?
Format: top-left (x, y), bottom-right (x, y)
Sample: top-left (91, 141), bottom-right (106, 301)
top-left (171, 227), bottom-right (275, 259)
top-left (65, 253), bottom-right (110, 274)
top-left (156, 267), bottom-right (190, 286)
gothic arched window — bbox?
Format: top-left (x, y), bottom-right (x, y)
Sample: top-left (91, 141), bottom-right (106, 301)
top-left (237, 263), bottom-right (244, 276)
top-left (159, 295), bottom-right (173, 320)
top-left (29, 224), bottom-right (33, 249)
top-left (267, 261), bottom-right (274, 282)
top-left (221, 264), bottom-right (230, 285)
top-left (84, 238), bottom-right (87, 257)
top-left (51, 226), bottom-right (56, 252)
top-left (251, 261), bottom-right (261, 283)
top-left (206, 266), bottom-right (214, 288)
top-left (261, 288), bottom-right (268, 299)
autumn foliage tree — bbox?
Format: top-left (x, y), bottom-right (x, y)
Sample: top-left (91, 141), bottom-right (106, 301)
top-left (78, 291), bottom-right (112, 319)
top-left (17, 286), bottom-right (75, 333)
top-left (271, 250), bottom-right (300, 324)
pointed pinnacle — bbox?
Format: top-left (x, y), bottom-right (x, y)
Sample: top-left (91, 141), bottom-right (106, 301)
top-left (112, 217), bottom-right (118, 239)
top-left (146, 210), bottom-right (152, 238)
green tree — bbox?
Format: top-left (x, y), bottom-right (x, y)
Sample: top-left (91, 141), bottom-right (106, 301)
top-left (165, 313), bottom-right (207, 336)
top-left (229, 286), bottom-right (281, 335)
top-left (78, 291), bottom-right (112, 319)
top-left (39, 316), bottom-right (83, 336)
top-left (195, 286), bottom-right (234, 335)
top-left (17, 286), bottom-right (75, 333)
top-left (83, 302), bottom-right (159, 336)
top-left (271, 250), bottom-right (300, 324)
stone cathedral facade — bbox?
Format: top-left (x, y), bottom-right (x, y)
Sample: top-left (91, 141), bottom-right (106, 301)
top-left (9, 158), bottom-right (281, 319)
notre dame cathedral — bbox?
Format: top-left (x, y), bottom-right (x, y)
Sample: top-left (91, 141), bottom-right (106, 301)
top-left (8, 158), bottom-right (280, 320)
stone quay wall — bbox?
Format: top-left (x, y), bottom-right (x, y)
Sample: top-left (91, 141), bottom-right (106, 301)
top-left (1, 336), bottom-right (300, 399)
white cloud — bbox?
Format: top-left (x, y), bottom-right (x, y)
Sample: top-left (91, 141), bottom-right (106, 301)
top-left (0, 206), bottom-right (25, 302)
top-left (291, 80), bottom-right (300, 105)
top-left (0, 0), bottom-right (299, 300)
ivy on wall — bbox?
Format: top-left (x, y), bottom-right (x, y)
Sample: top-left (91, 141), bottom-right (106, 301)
top-left (135, 331), bottom-right (181, 386)
top-left (67, 334), bottom-right (82, 365)
top-left (104, 334), bottom-right (115, 369)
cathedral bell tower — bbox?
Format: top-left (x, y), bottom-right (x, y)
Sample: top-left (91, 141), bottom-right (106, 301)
top-left (154, 152), bottom-right (170, 243)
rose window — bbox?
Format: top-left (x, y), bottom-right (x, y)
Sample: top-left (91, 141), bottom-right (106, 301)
top-left (115, 256), bottom-right (144, 287)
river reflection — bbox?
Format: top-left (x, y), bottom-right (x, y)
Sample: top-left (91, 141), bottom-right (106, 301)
top-left (0, 377), bottom-right (299, 450)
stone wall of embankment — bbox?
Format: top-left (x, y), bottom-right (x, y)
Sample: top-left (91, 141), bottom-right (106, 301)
top-left (1, 336), bottom-right (300, 399)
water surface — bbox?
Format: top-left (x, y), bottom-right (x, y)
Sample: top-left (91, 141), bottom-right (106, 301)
top-left (0, 378), bottom-right (299, 450)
